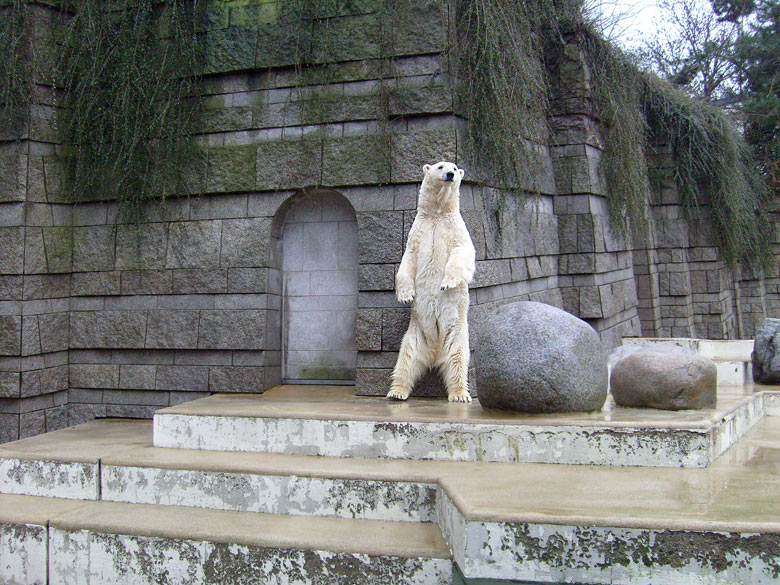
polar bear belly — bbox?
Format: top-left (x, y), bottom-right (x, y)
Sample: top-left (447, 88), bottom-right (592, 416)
top-left (412, 222), bottom-right (459, 346)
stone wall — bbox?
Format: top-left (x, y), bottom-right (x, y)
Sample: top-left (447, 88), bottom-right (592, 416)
top-left (0, 0), bottom-right (777, 441)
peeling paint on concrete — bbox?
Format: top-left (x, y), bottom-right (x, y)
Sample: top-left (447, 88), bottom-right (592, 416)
top-left (0, 457), bottom-right (98, 500)
top-left (101, 465), bottom-right (437, 522)
top-left (0, 522), bottom-right (48, 585)
top-left (153, 396), bottom-right (766, 467)
top-left (48, 527), bottom-right (453, 585)
top-left (457, 520), bottom-right (780, 584)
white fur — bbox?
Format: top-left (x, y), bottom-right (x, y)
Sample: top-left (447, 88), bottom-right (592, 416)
top-left (388, 161), bottom-right (476, 403)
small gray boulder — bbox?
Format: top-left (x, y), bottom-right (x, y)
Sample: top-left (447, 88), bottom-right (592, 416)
top-left (752, 318), bottom-right (780, 384)
top-left (475, 301), bottom-right (608, 413)
top-left (610, 351), bottom-right (717, 410)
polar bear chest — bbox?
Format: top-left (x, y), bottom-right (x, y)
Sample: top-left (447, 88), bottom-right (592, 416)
top-left (414, 217), bottom-right (452, 290)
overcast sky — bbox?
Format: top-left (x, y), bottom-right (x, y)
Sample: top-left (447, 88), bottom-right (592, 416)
top-left (589, 0), bottom-right (664, 49)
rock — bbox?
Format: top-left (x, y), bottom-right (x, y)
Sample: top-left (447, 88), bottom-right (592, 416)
top-left (610, 351), bottom-right (717, 410)
top-left (752, 318), bottom-right (780, 384)
top-left (608, 343), bottom-right (694, 367)
top-left (475, 301), bottom-right (608, 413)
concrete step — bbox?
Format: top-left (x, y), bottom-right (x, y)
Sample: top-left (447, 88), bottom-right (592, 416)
top-left (0, 420), bottom-right (438, 522)
top-left (4, 417), bottom-right (780, 584)
top-left (152, 385), bottom-right (773, 467)
top-left (0, 494), bottom-right (452, 585)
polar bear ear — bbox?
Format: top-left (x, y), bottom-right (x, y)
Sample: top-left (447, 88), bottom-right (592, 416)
top-left (423, 164), bottom-right (431, 174)
top-left (458, 168), bottom-right (465, 179)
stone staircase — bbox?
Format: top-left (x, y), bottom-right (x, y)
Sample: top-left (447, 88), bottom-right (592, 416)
top-left (2, 378), bottom-right (780, 584)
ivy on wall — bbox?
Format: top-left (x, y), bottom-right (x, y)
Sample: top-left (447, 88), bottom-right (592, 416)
top-left (0, 0), bottom-right (29, 195)
top-left (56, 0), bottom-right (203, 218)
top-left (586, 30), bottom-right (772, 269)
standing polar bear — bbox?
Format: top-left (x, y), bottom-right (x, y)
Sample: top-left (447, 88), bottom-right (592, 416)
top-left (388, 161), bottom-right (476, 403)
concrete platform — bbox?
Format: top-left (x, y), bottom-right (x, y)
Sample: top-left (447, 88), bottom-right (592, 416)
top-left (153, 384), bottom-right (776, 467)
top-left (2, 412), bottom-right (780, 584)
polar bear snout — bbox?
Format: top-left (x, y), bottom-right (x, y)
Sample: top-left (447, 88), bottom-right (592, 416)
top-left (444, 170), bottom-right (455, 181)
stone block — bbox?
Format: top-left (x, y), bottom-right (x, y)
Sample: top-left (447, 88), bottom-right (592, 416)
top-left (357, 309), bottom-right (382, 351)
top-left (190, 194), bottom-right (248, 221)
top-left (118, 365), bottom-right (157, 390)
top-left (203, 26), bottom-right (257, 74)
top-left (0, 371), bottom-right (19, 398)
top-left (21, 317), bottom-right (42, 357)
top-left (322, 135), bottom-right (390, 186)
top-left (145, 310), bottom-right (200, 349)
top-left (105, 404), bottom-right (160, 418)
top-left (382, 308), bottom-right (409, 352)
top-left (221, 218), bottom-right (272, 267)
top-left (461, 210), bottom-right (487, 261)
top-left (206, 145), bottom-right (257, 193)
top-left (171, 269), bottom-right (227, 294)
top-left (256, 139), bottom-right (322, 191)
top-left (71, 272), bottom-right (121, 296)
top-left (69, 364), bottom-right (119, 389)
top-left (0, 316), bottom-right (21, 356)
top-left (23, 228), bottom-right (47, 274)
top-left (228, 268), bottom-right (268, 293)
top-left (0, 276), bottom-right (23, 301)
top-left (41, 227), bottom-right (74, 273)
top-left (102, 389), bottom-right (169, 407)
top-left (20, 410), bottom-right (46, 439)
top-left (71, 225), bottom-right (116, 272)
top-left (166, 220), bottom-right (222, 269)
top-left (312, 13), bottom-right (381, 62)
top-left (208, 366), bottom-right (264, 392)
top-left (38, 313), bottom-right (69, 353)
top-left (358, 212), bottom-right (403, 263)
top-left (70, 311), bottom-right (147, 349)
top-left (0, 227), bottom-right (24, 274)
top-left (155, 365), bottom-right (208, 392)
top-left (391, 130), bottom-right (457, 183)
top-left (255, 22), bottom-right (300, 68)
top-left (388, 86), bottom-right (453, 117)
top-left (358, 264), bottom-right (395, 291)
top-left (115, 224), bottom-right (168, 270)
top-left (68, 403), bottom-right (107, 426)
top-left (355, 367), bottom-right (391, 396)
top-left (390, 0), bottom-right (446, 54)
top-left (579, 286), bottom-right (603, 319)
top-left (198, 309), bottom-right (265, 350)
top-left (121, 270), bottom-right (172, 295)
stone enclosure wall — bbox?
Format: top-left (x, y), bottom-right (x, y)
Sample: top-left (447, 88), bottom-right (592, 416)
top-left (0, 0), bottom-right (777, 442)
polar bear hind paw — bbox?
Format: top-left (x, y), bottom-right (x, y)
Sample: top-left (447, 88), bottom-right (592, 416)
top-left (387, 388), bottom-right (410, 400)
top-left (448, 390), bottom-right (472, 403)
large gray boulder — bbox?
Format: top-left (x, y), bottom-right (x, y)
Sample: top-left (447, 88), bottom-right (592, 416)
top-left (611, 351), bottom-right (717, 410)
top-left (475, 301), bottom-right (608, 413)
top-left (753, 318), bottom-right (780, 384)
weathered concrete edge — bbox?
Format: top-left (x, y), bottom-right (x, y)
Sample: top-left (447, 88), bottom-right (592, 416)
top-left (152, 411), bottom-right (715, 467)
top-left (0, 457), bottom-right (99, 500)
top-left (457, 519), bottom-right (780, 584)
top-left (434, 488), bottom-right (780, 584)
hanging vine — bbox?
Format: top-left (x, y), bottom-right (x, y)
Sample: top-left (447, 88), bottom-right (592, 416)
top-left (56, 0), bottom-right (203, 219)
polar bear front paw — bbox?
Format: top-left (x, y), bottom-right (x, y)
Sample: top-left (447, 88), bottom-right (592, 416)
top-left (448, 390), bottom-right (472, 403)
top-left (439, 276), bottom-right (460, 291)
top-left (396, 287), bottom-right (415, 303)
top-left (387, 388), bottom-right (410, 400)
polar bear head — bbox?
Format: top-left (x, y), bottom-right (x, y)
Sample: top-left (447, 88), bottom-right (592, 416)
top-left (419, 161), bottom-right (465, 212)
top-left (422, 161), bottom-right (465, 187)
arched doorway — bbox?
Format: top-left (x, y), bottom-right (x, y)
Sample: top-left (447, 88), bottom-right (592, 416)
top-left (274, 190), bottom-right (357, 384)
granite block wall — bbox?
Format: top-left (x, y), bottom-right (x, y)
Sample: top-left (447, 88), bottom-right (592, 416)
top-left (0, 0), bottom-right (777, 440)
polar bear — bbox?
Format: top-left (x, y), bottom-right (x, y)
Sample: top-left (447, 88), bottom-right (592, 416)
top-left (387, 161), bottom-right (476, 403)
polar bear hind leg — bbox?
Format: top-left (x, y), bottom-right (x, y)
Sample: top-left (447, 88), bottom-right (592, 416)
top-left (388, 323), bottom-right (430, 400)
top-left (439, 333), bottom-right (471, 403)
